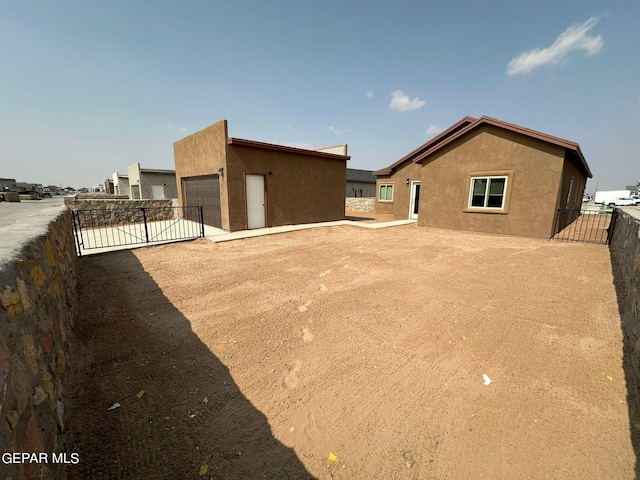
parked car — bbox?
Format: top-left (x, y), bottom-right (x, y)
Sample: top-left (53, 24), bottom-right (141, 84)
top-left (607, 197), bottom-right (637, 207)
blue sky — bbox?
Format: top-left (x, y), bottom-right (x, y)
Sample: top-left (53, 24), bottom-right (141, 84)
top-left (1, 0), bottom-right (638, 190)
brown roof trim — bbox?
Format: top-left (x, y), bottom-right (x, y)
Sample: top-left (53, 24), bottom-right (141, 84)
top-left (412, 116), bottom-right (592, 178)
top-left (372, 116), bottom-right (476, 176)
top-left (227, 138), bottom-right (350, 160)
top-left (140, 169), bottom-right (175, 174)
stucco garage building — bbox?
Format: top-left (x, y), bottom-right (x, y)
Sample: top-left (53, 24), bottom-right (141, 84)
top-left (374, 116), bottom-right (592, 238)
top-left (127, 163), bottom-right (178, 200)
top-left (173, 119), bottom-right (350, 231)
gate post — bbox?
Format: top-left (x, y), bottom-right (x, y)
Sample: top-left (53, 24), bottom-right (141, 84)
top-left (199, 206), bottom-right (205, 238)
top-left (606, 208), bottom-right (618, 245)
top-left (71, 210), bottom-right (83, 257)
top-left (141, 208), bottom-right (149, 244)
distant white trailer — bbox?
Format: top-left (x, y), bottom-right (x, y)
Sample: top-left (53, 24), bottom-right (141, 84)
top-left (594, 190), bottom-right (631, 205)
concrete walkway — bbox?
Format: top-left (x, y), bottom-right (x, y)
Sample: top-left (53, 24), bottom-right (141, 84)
top-left (78, 218), bottom-right (416, 255)
top-left (1, 199), bottom-right (416, 256)
top-left (205, 218), bottom-right (416, 243)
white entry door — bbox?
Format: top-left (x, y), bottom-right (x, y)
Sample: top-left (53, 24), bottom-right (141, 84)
top-left (246, 175), bottom-right (266, 229)
top-left (409, 181), bottom-right (420, 220)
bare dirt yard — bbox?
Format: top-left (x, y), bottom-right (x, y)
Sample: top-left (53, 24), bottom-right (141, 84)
top-left (66, 224), bottom-right (638, 479)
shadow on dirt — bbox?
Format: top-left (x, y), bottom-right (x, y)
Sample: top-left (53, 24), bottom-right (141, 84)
top-left (66, 250), bottom-right (313, 479)
top-left (344, 215), bottom-right (376, 222)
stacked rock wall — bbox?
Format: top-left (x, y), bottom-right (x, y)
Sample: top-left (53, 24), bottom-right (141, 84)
top-left (0, 209), bottom-right (77, 479)
top-left (65, 196), bottom-right (176, 227)
top-left (609, 208), bottom-right (640, 376)
top-left (345, 198), bottom-right (375, 212)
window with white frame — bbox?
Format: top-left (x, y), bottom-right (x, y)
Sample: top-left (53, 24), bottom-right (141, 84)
top-left (469, 176), bottom-right (507, 209)
top-left (379, 184), bottom-right (394, 201)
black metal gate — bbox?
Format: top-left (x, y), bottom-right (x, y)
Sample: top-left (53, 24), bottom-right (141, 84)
top-left (551, 208), bottom-right (616, 244)
top-left (72, 206), bottom-right (205, 256)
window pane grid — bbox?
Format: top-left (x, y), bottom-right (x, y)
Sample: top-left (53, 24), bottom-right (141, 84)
top-left (379, 184), bottom-right (393, 201)
top-left (469, 176), bottom-right (506, 209)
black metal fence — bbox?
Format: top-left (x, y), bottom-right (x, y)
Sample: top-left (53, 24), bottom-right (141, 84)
top-left (72, 206), bottom-right (205, 256)
top-left (551, 208), bottom-right (615, 244)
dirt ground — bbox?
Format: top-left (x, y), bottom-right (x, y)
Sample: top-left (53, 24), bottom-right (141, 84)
top-left (66, 224), bottom-right (638, 479)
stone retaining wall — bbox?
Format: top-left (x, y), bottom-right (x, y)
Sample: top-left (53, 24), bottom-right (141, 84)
top-left (65, 196), bottom-right (178, 228)
top-left (609, 208), bottom-right (640, 379)
top-left (345, 198), bottom-right (375, 212)
top-left (0, 209), bottom-right (78, 479)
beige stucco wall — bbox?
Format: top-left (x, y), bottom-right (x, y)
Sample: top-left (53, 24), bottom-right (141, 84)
top-left (127, 164), bottom-right (142, 199)
top-left (225, 146), bottom-right (347, 231)
top-left (173, 120), bottom-right (231, 230)
top-left (112, 174), bottom-right (130, 198)
top-left (140, 172), bottom-right (178, 200)
top-left (416, 125), bottom-right (567, 238)
top-left (557, 154), bottom-right (588, 211)
top-left (375, 162), bottom-right (422, 218)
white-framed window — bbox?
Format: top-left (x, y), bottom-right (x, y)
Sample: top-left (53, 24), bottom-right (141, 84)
top-left (379, 184), bottom-right (394, 202)
top-left (566, 178), bottom-right (574, 208)
top-left (469, 176), bottom-right (507, 209)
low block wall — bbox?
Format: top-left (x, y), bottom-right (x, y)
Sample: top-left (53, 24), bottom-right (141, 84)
top-left (345, 198), bottom-right (375, 212)
top-left (65, 196), bottom-right (177, 227)
top-left (19, 193), bottom-right (39, 201)
top-left (609, 208), bottom-right (640, 376)
top-left (2, 192), bottom-right (21, 202)
top-left (0, 209), bottom-right (78, 479)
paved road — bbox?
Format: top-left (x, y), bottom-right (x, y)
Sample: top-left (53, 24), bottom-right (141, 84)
top-left (0, 197), bottom-right (67, 263)
top-left (0, 197), bottom-right (65, 226)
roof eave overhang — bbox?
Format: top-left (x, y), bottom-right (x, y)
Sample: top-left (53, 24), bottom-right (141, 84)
top-left (412, 116), bottom-right (593, 178)
top-left (374, 116), bottom-right (477, 175)
top-left (228, 138), bottom-right (350, 160)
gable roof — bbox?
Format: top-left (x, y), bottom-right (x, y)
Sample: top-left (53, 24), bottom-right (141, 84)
top-left (346, 168), bottom-right (376, 183)
top-left (374, 115), bottom-right (592, 179)
top-left (373, 116), bottom-right (476, 176)
top-left (412, 115), bottom-right (592, 178)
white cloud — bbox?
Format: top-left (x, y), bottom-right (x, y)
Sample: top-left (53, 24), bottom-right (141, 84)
top-left (389, 90), bottom-right (426, 112)
top-left (167, 122), bottom-right (188, 132)
top-left (507, 17), bottom-right (603, 75)
top-left (328, 125), bottom-right (347, 134)
top-left (425, 124), bottom-right (444, 137)
top-left (366, 91), bottom-right (373, 99)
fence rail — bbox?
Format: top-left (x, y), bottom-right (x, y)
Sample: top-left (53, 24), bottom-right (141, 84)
top-left (72, 206), bottom-right (204, 256)
top-left (551, 208), bottom-right (615, 244)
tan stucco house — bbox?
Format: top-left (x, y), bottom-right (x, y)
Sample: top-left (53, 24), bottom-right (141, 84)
top-left (173, 119), bottom-right (350, 231)
top-left (373, 116), bottom-right (592, 238)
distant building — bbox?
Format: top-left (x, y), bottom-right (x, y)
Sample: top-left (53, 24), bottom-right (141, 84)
top-left (112, 172), bottom-right (130, 197)
top-left (346, 168), bottom-right (376, 197)
top-left (15, 182), bottom-right (43, 197)
top-left (127, 163), bottom-right (178, 200)
top-left (0, 178), bottom-right (16, 192)
top-left (103, 179), bottom-right (114, 194)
